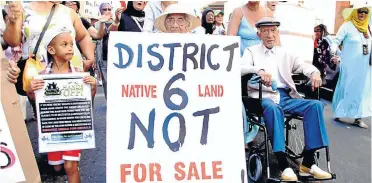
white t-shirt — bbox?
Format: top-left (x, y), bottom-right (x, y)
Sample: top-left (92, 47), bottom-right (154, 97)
top-left (212, 24), bottom-right (225, 35)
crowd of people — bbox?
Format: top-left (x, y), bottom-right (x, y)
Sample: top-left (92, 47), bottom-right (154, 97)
top-left (0, 1), bottom-right (371, 183)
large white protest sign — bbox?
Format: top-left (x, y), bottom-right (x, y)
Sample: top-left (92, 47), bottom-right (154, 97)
top-left (107, 32), bottom-right (247, 183)
top-left (0, 103), bottom-right (26, 183)
top-left (35, 73), bottom-right (95, 153)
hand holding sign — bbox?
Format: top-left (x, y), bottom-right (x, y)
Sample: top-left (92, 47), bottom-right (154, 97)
top-left (30, 77), bottom-right (45, 92)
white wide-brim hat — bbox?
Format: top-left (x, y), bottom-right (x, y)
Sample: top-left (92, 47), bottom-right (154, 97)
top-left (154, 4), bottom-right (201, 33)
top-left (342, 1), bottom-right (371, 19)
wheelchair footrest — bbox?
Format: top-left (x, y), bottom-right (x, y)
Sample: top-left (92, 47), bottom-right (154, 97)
top-left (298, 173), bottom-right (336, 182)
top-left (266, 178), bottom-right (299, 183)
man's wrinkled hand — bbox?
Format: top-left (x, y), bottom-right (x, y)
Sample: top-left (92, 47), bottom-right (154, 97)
top-left (258, 70), bottom-right (272, 87)
top-left (310, 72), bottom-right (322, 91)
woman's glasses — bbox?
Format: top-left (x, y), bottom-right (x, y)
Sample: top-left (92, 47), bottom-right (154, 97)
top-left (314, 29), bottom-right (321, 32)
top-left (165, 18), bottom-right (187, 26)
top-left (357, 9), bottom-right (369, 14)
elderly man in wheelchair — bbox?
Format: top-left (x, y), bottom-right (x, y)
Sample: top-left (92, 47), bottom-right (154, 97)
top-left (241, 17), bottom-right (333, 182)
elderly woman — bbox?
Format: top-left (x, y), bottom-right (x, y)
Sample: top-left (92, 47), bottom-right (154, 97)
top-left (202, 8), bottom-right (214, 34)
top-left (331, 3), bottom-right (372, 128)
top-left (94, 3), bottom-right (114, 99)
top-left (154, 4), bottom-right (200, 34)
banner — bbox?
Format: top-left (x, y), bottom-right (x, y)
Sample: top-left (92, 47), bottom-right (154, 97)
top-left (107, 32), bottom-right (247, 183)
top-left (35, 73), bottom-right (95, 153)
top-left (0, 59), bottom-right (40, 183)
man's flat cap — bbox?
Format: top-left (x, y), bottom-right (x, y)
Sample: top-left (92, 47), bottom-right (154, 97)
top-left (255, 17), bottom-right (281, 28)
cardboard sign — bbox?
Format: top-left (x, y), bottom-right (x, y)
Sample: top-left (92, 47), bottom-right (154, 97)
top-left (107, 32), bottom-right (247, 183)
top-left (34, 73), bottom-right (95, 153)
top-left (0, 59), bottom-right (41, 183)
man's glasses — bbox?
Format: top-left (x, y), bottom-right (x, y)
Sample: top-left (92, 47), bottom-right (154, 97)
top-left (260, 28), bottom-right (278, 35)
top-left (102, 8), bottom-right (112, 12)
top-left (357, 9), bottom-right (369, 14)
top-left (314, 29), bottom-right (321, 32)
top-left (165, 18), bottom-right (187, 26)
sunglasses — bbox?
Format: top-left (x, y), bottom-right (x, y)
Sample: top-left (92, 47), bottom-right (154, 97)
top-left (357, 9), bottom-right (369, 14)
top-left (102, 8), bottom-right (112, 11)
top-left (314, 29), bottom-right (321, 32)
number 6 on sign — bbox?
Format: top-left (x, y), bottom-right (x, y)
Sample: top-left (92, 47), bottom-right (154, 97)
top-left (163, 73), bottom-right (188, 111)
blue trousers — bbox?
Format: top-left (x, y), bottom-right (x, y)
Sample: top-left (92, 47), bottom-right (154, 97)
top-left (262, 89), bottom-right (329, 152)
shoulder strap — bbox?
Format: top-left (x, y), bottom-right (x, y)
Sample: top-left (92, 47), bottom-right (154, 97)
top-left (32, 4), bottom-right (56, 59)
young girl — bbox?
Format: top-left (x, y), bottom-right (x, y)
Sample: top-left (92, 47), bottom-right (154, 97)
top-left (28, 27), bottom-right (96, 183)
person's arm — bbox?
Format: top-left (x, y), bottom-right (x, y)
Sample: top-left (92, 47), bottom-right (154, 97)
top-left (109, 8), bottom-right (123, 31)
top-left (81, 17), bottom-right (105, 40)
top-left (3, 2), bottom-right (23, 47)
top-left (241, 48), bottom-right (265, 76)
top-left (143, 4), bottom-right (155, 32)
top-left (227, 8), bottom-right (243, 36)
top-left (291, 52), bottom-right (322, 90)
top-left (331, 23), bottom-right (348, 54)
top-left (70, 10), bottom-right (94, 71)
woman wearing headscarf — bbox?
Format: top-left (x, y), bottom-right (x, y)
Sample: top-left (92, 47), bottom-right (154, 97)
top-left (331, 2), bottom-right (372, 129)
top-left (117, 1), bottom-right (148, 32)
top-left (202, 8), bottom-right (214, 34)
top-left (95, 3), bottom-right (114, 99)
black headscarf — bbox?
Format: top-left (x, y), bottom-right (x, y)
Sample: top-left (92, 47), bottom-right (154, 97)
top-left (123, 1), bottom-right (145, 17)
top-left (202, 8), bottom-right (214, 34)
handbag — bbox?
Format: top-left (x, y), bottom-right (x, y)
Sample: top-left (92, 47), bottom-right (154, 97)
top-left (22, 4), bottom-right (56, 93)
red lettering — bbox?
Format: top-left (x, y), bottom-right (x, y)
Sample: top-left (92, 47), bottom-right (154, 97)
top-left (121, 85), bottom-right (157, 98)
top-left (198, 85), bottom-right (204, 97)
top-left (201, 162), bottom-right (212, 179)
top-left (151, 85), bottom-right (157, 98)
top-left (174, 162), bottom-right (186, 180)
top-left (129, 86), bottom-right (136, 97)
top-left (219, 85), bottom-right (224, 97)
top-left (122, 85), bottom-right (129, 97)
top-left (198, 85), bottom-right (224, 97)
top-left (187, 162), bottom-right (200, 180)
top-left (212, 161), bottom-right (223, 179)
top-left (120, 164), bottom-right (131, 182)
top-left (149, 163), bottom-right (162, 181)
top-left (134, 164), bottom-right (146, 182)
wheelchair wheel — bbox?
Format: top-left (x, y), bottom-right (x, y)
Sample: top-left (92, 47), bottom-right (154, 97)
top-left (248, 153), bottom-right (263, 182)
top-left (286, 119), bottom-right (305, 159)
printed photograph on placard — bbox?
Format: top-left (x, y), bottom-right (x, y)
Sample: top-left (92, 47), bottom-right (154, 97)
top-left (34, 73), bottom-right (95, 153)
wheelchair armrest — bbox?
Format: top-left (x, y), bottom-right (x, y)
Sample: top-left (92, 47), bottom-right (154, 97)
top-left (292, 73), bottom-right (309, 84)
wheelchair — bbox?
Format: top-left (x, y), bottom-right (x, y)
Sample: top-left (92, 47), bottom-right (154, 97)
top-left (241, 73), bottom-right (336, 183)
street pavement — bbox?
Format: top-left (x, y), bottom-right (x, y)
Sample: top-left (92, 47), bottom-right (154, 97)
top-left (25, 86), bottom-right (371, 183)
